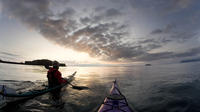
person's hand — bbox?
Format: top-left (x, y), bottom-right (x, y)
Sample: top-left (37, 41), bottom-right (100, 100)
top-left (44, 65), bottom-right (50, 69)
top-left (62, 78), bottom-right (68, 83)
top-left (64, 79), bottom-right (68, 83)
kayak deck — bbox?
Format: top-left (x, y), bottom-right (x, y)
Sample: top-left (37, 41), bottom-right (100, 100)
top-left (98, 80), bottom-right (134, 112)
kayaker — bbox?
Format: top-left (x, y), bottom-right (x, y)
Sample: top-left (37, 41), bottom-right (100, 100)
top-left (47, 61), bottom-right (67, 87)
top-left (46, 61), bottom-right (67, 101)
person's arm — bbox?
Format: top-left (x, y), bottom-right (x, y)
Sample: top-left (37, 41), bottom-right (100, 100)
top-left (55, 71), bottom-right (67, 84)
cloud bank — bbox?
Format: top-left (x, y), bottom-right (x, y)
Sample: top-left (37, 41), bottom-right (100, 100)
top-left (1, 0), bottom-right (200, 63)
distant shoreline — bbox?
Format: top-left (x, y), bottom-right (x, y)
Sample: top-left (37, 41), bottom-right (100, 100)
top-left (180, 58), bottom-right (200, 63)
top-left (0, 59), bottom-right (66, 67)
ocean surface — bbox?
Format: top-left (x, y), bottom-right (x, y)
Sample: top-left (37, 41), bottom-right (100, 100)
top-left (1, 62), bottom-right (200, 112)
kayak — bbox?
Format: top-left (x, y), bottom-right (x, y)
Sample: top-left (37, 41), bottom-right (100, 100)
top-left (0, 71), bottom-right (76, 97)
top-left (97, 80), bottom-right (134, 112)
top-left (0, 71), bottom-right (76, 108)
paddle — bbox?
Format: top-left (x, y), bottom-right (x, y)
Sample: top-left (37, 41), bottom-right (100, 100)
top-left (67, 82), bottom-right (89, 90)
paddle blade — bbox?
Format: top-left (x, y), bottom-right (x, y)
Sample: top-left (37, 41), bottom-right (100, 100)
top-left (72, 86), bottom-right (89, 90)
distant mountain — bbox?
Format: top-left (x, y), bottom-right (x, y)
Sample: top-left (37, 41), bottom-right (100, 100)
top-left (180, 58), bottom-right (200, 63)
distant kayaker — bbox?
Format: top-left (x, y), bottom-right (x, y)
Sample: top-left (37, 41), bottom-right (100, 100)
top-left (46, 61), bottom-right (67, 101)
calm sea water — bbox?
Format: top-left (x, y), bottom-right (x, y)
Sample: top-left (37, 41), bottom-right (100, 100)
top-left (1, 63), bottom-right (200, 112)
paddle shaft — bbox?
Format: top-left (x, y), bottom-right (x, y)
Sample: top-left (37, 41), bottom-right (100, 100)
top-left (67, 82), bottom-right (75, 87)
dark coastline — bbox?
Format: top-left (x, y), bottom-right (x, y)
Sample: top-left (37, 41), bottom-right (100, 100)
top-left (180, 58), bottom-right (200, 63)
top-left (0, 59), bottom-right (66, 67)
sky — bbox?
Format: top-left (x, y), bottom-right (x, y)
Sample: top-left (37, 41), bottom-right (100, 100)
top-left (0, 0), bottom-right (200, 65)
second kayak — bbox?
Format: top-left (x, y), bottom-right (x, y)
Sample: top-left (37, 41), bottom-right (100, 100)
top-left (0, 71), bottom-right (76, 109)
top-left (0, 72), bottom-right (76, 97)
top-left (97, 80), bottom-right (134, 112)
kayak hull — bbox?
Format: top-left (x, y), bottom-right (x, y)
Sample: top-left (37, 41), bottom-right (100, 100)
top-left (98, 80), bottom-right (134, 112)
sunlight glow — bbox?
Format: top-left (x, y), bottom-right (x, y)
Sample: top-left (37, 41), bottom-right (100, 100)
top-left (31, 44), bottom-right (101, 64)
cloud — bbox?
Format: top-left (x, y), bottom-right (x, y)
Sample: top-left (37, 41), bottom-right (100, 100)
top-left (151, 29), bottom-right (163, 35)
top-left (80, 8), bottom-right (123, 25)
top-left (59, 7), bottom-right (76, 18)
top-left (189, 11), bottom-right (200, 25)
top-left (150, 23), bottom-right (197, 43)
top-left (0, 51), bottom-right (20, 57)
top-left (94, 6), bottom-right (106, 12)
top-left (0, 2), bottom-right (2, 14)
top-left (80, 17), bottom-right (91, 25)
top-left (129, 0), bottom-right (196, 14)
top-left (0, 51), bottom-right (21, 61)
top-left (136, 51), bottom-right (174, 61)
top-left (135, 46), bottom-right (200, 61)
top-left (151, 24), bottom-right (176, 34)
top-left (138, 39), bottom-right (157, 44)
top-left (170, 32), bottom-right (197, 43)
top-left (105, 8), bottom-right (122, 17)
top-left (167, 0), bottom-right (195, 12)
top-left (175, 47), bottom-right (200, 58)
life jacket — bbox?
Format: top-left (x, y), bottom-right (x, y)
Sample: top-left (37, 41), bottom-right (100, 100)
top-left (47, 68), bottom-right (62, 87)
